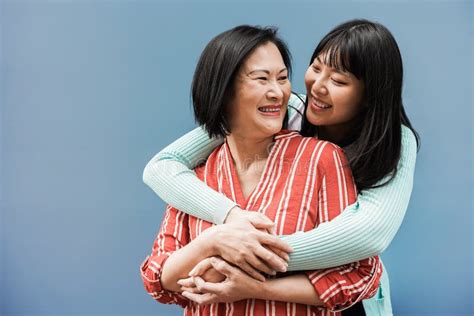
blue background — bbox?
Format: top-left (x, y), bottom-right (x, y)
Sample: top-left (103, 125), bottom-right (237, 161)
top-left (1, 0), bottom-right (472, 315)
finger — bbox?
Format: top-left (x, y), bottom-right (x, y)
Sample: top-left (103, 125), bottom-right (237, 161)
top-left (208, 257), bottom-right (236, 276)
top-left (177, 277), bottom-right (195, 288)
top-left (193, 276), bottom-right (226, 294)
top-left (244, 253), bottom-right (276, 275)
top-left (254, 245), bottom-right (288, 272)
top-left (182, 291), bottom-right (217, 305)
top-left (180, 286), bottom-right (200, 294)
top-left (189, 257), bottom-right (214, 277)
top-left (249, 214), bottom-right (275, 233)
top-left (266, 226), bottom-right (275, 235)
top-left (229, 260), bottom-right (265, 282)
top-left (267, 245), bottom-right (290, 262)
top-left (257, 232), bottom-right (293, 253)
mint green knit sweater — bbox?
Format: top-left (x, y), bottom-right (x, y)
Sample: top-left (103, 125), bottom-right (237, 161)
top-left (143, 94), bottom-right (417, 271)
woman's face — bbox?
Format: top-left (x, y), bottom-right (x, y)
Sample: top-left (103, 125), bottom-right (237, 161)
top-left (227, 42), bottom-right (291, 139)
top-left (304, 53), bottom-right (365, 134)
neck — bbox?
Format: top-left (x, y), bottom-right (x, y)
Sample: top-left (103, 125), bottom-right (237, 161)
top-left (318, 125), bottom-right (351, 146)
top-left (318, 115), bottom-right (363, 148)
top-left (226, 134), bottom-right (274, 171)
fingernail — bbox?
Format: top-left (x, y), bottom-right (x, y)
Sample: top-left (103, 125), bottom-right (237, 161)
top-left (280, 265), bottom-right (287, 272)
top-left (189, 268), bottom-right (196, 276)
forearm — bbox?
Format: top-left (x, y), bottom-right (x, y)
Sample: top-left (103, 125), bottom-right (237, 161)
top-left (256, 274), bottom-right (322, 306)
top-left (143, 127), bottom-right (235, 224)
top-left (281, 126), bottom-right (417, 270)
top-left (161, 230), bottom-right (216, 292)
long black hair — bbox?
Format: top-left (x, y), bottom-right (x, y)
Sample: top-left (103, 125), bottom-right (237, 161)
top-left (192, 25), bottom-right (292, 139)
top-left (301, 19), bottom-right (419, 191)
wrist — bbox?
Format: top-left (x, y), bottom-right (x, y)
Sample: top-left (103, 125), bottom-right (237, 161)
top-left (223, 206), bottom-right (243, 223)
top-left (255, 279), bottom-right (272, 301)
top-left (196, 226), bottom-right (221, 256)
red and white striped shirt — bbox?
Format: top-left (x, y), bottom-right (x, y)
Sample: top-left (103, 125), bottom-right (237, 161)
top-left (141, 130), bottom-right (382, 316)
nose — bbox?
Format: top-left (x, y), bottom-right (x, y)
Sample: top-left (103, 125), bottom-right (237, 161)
top-left (267, 80), bottom-right (284, 100)
top-left (311, 75), bottom-right (328, 96)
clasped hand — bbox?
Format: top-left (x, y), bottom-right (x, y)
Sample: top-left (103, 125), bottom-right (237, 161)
top-left (178, 208), bottom-right (293, 305)
top-left (178, 256), bottom-right (262, 305)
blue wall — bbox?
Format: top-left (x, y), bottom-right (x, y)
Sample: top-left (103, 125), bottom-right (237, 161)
top-left (1, 1), bottom-right (472, 315)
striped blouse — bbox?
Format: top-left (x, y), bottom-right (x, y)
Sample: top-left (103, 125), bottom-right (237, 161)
top-left (141, 130), bottom-right (382, 316)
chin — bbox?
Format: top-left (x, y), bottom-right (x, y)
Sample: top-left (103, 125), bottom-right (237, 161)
top-left (306, 112), bottom-right (325, 126)
top-left (264, 123), bottom-right (283, 136)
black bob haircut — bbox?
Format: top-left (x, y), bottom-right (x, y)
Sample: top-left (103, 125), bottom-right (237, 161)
top-left (192, 25), bottom-right (292, 139)
top-left (300, 19), bottom-right (420, 191)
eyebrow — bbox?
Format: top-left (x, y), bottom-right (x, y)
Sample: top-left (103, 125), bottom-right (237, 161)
top-left (248, 68), bottom-right (288, 75)
top-left (315, 57), bottom-right (347, 75)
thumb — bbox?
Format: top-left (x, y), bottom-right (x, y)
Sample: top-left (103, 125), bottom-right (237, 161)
top-left (209, 257), bottom-right (236, 277)
top-left (189, 257), bottom-right (213, 277)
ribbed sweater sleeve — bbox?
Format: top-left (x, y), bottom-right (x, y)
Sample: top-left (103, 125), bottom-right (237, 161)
top-left (143, 126), bottom-right (231, 224)
top-left (281, 125), bottom-right (417, 270)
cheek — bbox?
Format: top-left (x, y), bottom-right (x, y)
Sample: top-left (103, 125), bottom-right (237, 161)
top-left (283, 82), bottom-right (292, 100)
top-left (335, 90), bottom-right (362, 117)
top-left (304, 71), bottom-right (312, 89)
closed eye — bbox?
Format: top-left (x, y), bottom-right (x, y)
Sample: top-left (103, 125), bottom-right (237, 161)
top-left (332, 78), bottom-right (347, 85)
top-left (312, 65), bottom-right (320, 73)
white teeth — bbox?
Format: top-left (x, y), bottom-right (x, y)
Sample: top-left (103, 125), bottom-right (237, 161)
top-left (259, 108), bottom-right (279, 112)
top-left (314, 100), bottom-right (331, 109)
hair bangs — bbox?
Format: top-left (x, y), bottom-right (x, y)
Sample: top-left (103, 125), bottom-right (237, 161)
top-left (312, 31), bottom-right (364, 79)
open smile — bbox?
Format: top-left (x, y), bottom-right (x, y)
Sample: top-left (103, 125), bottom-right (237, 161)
top-left (258, 105), bottom-right (281, 117)
top-left (309, 96), bottom-right (332, 111)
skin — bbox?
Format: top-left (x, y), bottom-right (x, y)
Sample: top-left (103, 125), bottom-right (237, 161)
top-left (160, 223), bottom-right (291, 292)
top-left (180, 51), bottom-right (367, 306)
top-left (180, 257), bottom-right (323, 306)
top-left (161, 43), bottom-right (321, 306)
top-left (226, 41), bottom-right (291, 199)
top-left (305, 54), bottom-right (365, 144)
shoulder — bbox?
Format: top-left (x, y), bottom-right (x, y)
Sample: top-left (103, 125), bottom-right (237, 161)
top-left (401, 125), bottom-right (418, 157)
top-left (194, 145), bottom-right (225, 178)
top-left (401, 125), bottom-right (417, 146)
top-left (276, 131), bottom-right (344, 165)
top-left (398, 125), bottom-right (418, 172)
top-left (288, 93), bottom-right (306, 112)
top-left (287, 93), bottom-right (306, 131)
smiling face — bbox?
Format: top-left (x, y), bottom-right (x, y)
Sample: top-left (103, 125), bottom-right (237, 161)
top-left (304, 53), bottom-right (365, 141)
top-left (227, 42), bottom-right (291, 140)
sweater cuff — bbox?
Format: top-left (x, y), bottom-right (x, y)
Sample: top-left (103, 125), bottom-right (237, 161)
top-left (212, 196), bottom-right (239, 225)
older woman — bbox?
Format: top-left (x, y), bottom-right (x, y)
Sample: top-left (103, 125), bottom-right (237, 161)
top-left (140, 25), bottom-right (381, 316)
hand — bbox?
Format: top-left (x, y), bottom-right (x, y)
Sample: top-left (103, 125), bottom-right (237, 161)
top-left (181, 257), bottom-right (263, 305)
top-left (225, 207), bottom-right (292, 260)
top-left (178, 258), bottom-right (225, 294)
top-left (225, 206), bottom-right (275, 234)
top-left (211, 221), bottom-right (292, 282)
